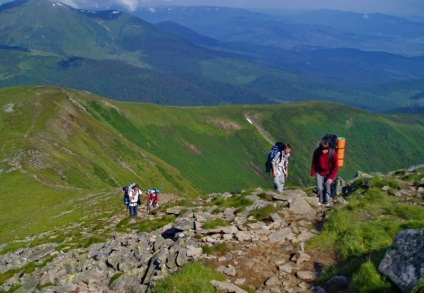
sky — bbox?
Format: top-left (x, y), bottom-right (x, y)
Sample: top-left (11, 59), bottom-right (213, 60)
top-left (1, 0), bottom-right (424, 16)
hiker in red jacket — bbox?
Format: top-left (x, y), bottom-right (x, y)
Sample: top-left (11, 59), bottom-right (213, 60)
top-left (311, 140), bottom-right (339, 206)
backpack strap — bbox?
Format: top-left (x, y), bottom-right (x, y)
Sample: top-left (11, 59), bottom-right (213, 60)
top-left (330, 148), bottom-right (335, 159)
top-left (329, 148), bottom-right (336, 170)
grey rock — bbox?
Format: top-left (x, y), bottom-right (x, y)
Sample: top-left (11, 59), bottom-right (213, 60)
top-left (234, 231), bottom-right (251, 241)
top-left (296, 270), bottom-right (316, 281)
top-left (166, 206), bottom-right (185, 215)
top-left (223, 264), bottom-right (237, 276)
top-left (325, 275), bottom-right (351, 292)
top-left (291, 251), bottom-right (310, 265)
top-left (278, 264), bottom-right (293, 273)
top-left (211, 280), bottom-right (247, 293)
top-left (176, 248), bottom-right (189, 267)
top-left (268, 227), bottom-right (293, 243)
top-left (172, 218), bottom-right (195, 231)
top-left (186, 246), bottom-right (202, 258)
top-left (110, 273), bottom-right (146, 293)
top-left (378, 228), bottom-right (424, 292)
top-left (295, 231), bottom-right (317, 243)
top-left (285, 189), bottom-right (308, 198)
top-left (265, 276), bottom-right (281, 286)
top-left (288, 197), bottom-right (315, 215)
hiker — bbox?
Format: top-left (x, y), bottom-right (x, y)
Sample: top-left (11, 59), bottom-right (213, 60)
top-left (148, 189), bottom-right (159, 208)
top-left (271, 144), bottom-right (292, 193)
top-left (122, 183), bottom-right (136, 210)
top-left (128, 184), bottom-right (142, 216)
top-left (311, 140), bottom-right (339, 206)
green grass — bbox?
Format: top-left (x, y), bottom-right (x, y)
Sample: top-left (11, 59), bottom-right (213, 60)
top-left (351, 261), bottom-right (392, 292)
top-left (202, 243), bottom-right (229, 255)
top-left (109, 273), bottom-right (124, 286)
top-left (155, 261), bottom-right (225, 293)
top-left (257, 192), bottom-right (274, 201)
top-left (249, 205), bottom-right (279, 221)
top-left (411, 279), bottom-right (424, 293)
top-left (203, 219), bottom-right (230, 229)
top-left (212, 194), bottom-right (253, 213)
top-left (116, 215), bottom-right (177, 233)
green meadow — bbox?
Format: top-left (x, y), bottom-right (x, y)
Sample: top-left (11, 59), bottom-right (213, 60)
top-left (1, 85), bottom-right (424, 245)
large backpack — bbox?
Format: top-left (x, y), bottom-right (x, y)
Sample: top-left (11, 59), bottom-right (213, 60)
top-left (122, 183), bottom-right (136, 205)
top-left (321, 134), bottom-right (338, 160)
top-left (265, 142), bottom-right (286, 174)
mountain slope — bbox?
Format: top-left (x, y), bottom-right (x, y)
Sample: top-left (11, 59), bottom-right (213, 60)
top-left (2, 85), bottom-right (424, 242)
top-left (2, 86), bottom-right (424, 193)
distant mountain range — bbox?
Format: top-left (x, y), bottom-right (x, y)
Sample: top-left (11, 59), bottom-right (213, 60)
top-left (0, 0), bottom-right (423, 111)
top-left (135, 6), bottom-right (424, 56)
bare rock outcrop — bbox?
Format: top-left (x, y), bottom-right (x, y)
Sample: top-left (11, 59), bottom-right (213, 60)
top-left (379, 228), bottom-right (424, 292)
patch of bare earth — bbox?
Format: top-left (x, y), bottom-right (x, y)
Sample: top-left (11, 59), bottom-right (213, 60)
top-left (203, 211), bottom-right (338, 291)
top-left (207, 118), bottom-right (242, 133)
top-left (204, 240), bottom-right (337, 291)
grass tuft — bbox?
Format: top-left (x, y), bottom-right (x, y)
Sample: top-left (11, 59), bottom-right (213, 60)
top-left (155, 261), bottom-right (225, 293)
top-left (202, 243), bottom-right (228, 255)
top-left (249, 204), bottom-right (279, 221)
top-left (350, 260), bottom-right (391, 292)
top-left (203, 219), bottom-right (229, 229)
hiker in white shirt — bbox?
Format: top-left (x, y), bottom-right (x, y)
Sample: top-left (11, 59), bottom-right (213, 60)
top-left (272, 144), bottom-right (292, 193)
top-left (128, 184), bottom-right (142, 216)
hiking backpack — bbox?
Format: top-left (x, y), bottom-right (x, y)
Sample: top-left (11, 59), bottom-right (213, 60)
top-left (321, 134), bottom-right (338, 159)
top-left (265, 142), bottom-right (286, 174)
top-left (122, 183), bottom-right (136, 205)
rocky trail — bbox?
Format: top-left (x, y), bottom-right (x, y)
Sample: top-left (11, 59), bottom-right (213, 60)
top-left (0, 188), bottom-right (342, 293)
top-left (1, 166), bottom-right (423, 293)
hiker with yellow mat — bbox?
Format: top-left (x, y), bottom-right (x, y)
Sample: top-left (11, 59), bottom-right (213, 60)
top-left (311, 135), bottom-right (345, 206)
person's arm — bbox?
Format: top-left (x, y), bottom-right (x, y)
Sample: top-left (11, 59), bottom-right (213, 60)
top-left (284, 158), bottom-right (289, 177)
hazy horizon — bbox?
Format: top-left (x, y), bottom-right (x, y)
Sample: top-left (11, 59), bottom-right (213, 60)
top-left (1, 0), bottom-right (423, 17)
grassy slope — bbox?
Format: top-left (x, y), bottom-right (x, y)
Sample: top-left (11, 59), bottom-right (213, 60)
top-left (1, 86), bottom-right (424, 243)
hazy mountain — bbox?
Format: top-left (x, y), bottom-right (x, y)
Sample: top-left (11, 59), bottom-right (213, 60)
top-left (0, 0), bottom-right (423, 111)
top-left (135, 6), bottom-right (424, 56)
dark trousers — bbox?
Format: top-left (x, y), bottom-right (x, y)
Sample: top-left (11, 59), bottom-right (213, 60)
top-left (129, 205), bottom-right (138, 216)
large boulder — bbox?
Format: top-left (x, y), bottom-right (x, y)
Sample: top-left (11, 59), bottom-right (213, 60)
top-left (378, 228), bottom-right (424, 292)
